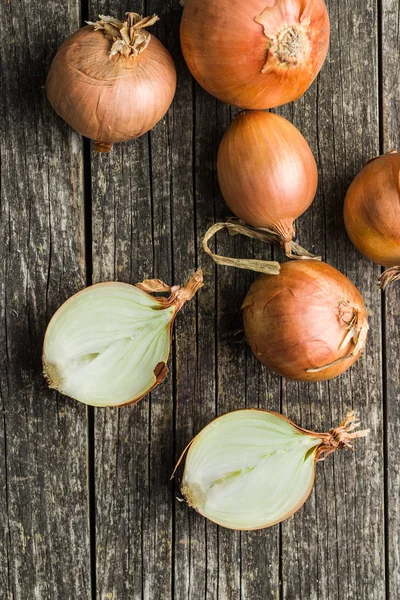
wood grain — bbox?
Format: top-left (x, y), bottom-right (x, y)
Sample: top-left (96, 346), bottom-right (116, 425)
top-left (0, 0), bottom-right (90, 598)
top-left (278, 0), bottom-right (385, 598)
top-left (1, 0), bottom-right (398, 598)
top-left (382, 0), bottom-right (400, 597)
top-left (90, 1), bottom-right (175, 598)
top-left (277, 1), bottom-right (385, 598)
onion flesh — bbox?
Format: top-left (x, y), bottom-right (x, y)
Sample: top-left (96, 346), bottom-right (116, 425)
top-left (178, 409), bottom-right (368, 530)
top-left (46, 13), bottom-right (177, 152)
top-left (242, 260), bottom-right (368, 381)
top-left (43, 271), bottom-right (203, 407)
top-left (181, 0), bottom-right (330, 109)
top-left (344, 151), bottom-right (400, 289)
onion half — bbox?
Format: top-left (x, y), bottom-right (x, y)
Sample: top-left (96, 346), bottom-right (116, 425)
top-left (180, 0), bottom-right (330, 109)
top-left (177, 409), bottom-right (368, 530)
top-left (217, 111), bottom-right (318, 256)
top-left (46, 13), bottom-right (177, 152)
top-left (43, 270), bottom-right (203, 407)
top-left (242, 260), bottom-right (368, 381)
top-left (344, 150), bottom-right (400, 289)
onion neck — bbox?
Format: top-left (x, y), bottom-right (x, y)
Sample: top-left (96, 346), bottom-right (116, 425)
top-left (167, 269), bottom-right (204, 312)
top-left (88, 12), bottom-right (159, 58)
top-left (135, 269), bottom-right (204, 313)
top-left (255, 9), bottom-right (311, 72)
top-left (378, 266), bottom-right (400, 290)
top-left (314, 411), bottom-right (370, 461)
top-left (202, 221), bottom-right (320, 272)
top-left (298, 411), bottom-right (369, 462)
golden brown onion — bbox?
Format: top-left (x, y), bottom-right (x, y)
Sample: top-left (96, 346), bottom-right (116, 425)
top-left (344, 151), bottom-right (400, 289)
top-left (46, 13), bottom-right (177, 152)
top-left (217, 111), bottom-right (318, 255)
top-left (180, 0), bottom-right (330, 109)
top-left (242, 261), bottom-right (368, 381)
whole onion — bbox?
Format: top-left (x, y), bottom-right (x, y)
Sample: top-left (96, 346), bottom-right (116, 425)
top-left (180, 0), bottom-right (330, 109)
top-left (242, 260), bottom-right (368, 381)
top-left (344, 150), bottom-right (400, 289)
top-left (46, 13), bottom-right (177, 152)
top-left (217, 111), bottom-right (318, 256)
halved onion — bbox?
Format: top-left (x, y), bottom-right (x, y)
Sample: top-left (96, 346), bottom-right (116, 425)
top-left (43, 271), bottom-right (203, 407)
top-left (177, 409), bottom-right (368, 530)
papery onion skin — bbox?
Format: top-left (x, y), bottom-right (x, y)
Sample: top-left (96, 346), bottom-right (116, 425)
top-left (217, 111), bottom-right (318, 243)
top-left (242, 261), bottom-right (368, 381)
top-left (178, 409), bottom-right (368, 530)
top-left (344, 152), bottom-right (400, 268)
top-left (180, 0), bottom-right (330, 109)
top-left (46, 22), bottom-right (176, 151)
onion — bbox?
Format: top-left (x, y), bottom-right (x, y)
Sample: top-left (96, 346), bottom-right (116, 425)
top-left (344, 150), bottom-right (400, 289)
top-left (242, 260), bottom-right (368, 381)
top-left (176, 409), bottom-right (368, 530)
top-left (217, 111), bottom-right (318, 257)
top-left (180, 0), bottom-right (330, 109)
top-left (42, 270), bottom-right (203, 407)
top-left (46, 13), bottom-right (177, 152)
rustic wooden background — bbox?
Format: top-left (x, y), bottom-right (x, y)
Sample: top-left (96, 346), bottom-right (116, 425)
top-left (1, 0), bottom-right (399, 598)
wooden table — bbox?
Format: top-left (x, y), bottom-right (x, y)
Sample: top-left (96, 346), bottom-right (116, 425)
top-left (1, 0), bottom-right (399, 598)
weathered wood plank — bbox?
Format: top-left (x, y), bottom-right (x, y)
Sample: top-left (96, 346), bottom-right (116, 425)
top-left (278, 0), bottom-right (385, 598)
top-left (382, 0), bottom-right (400, 597)
top-left (89, 0), bottom-right (175, 597)
top-left (0, 1), bottom-right (90, 598)
top-left (213, 106), bottom-right (282, 598)
top-left (170, 8), bottom-right (220, 600)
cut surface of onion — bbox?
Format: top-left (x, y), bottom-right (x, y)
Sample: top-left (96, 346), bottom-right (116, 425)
top-left (43, 271), bottom-right (203, 407)
top-left (178, 409), bottom-right (368, 530)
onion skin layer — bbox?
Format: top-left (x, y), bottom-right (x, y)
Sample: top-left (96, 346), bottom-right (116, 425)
top-left (217, 111), bottom-right (318, 242)
top-left (344, 152), bottom-right (400, 267)
top-left (242, 261), bottom-right (368, 381)
top-left (46, 26), bottom-right (176, 150)
top-left (180, 0), bottom-right (330, 109)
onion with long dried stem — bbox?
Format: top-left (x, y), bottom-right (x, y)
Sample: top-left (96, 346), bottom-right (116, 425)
top-left (180, 0), bottom-right (330, 109)
top-left (174, 409), bottom-right (368, 530)
top-left (46, 13), bottom-right (177, 152)
top-left (43, 270), bottom-right (203, 407)
top-left (344, 150), bottom-right (400, 289)
top-left (203, 226), bottom-right (368, 381)
top-left (217, 111), bottom-right (319, 258)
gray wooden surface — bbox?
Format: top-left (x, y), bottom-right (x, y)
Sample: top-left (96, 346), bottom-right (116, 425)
top-left (0, 0), bottom-right (399, 598)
